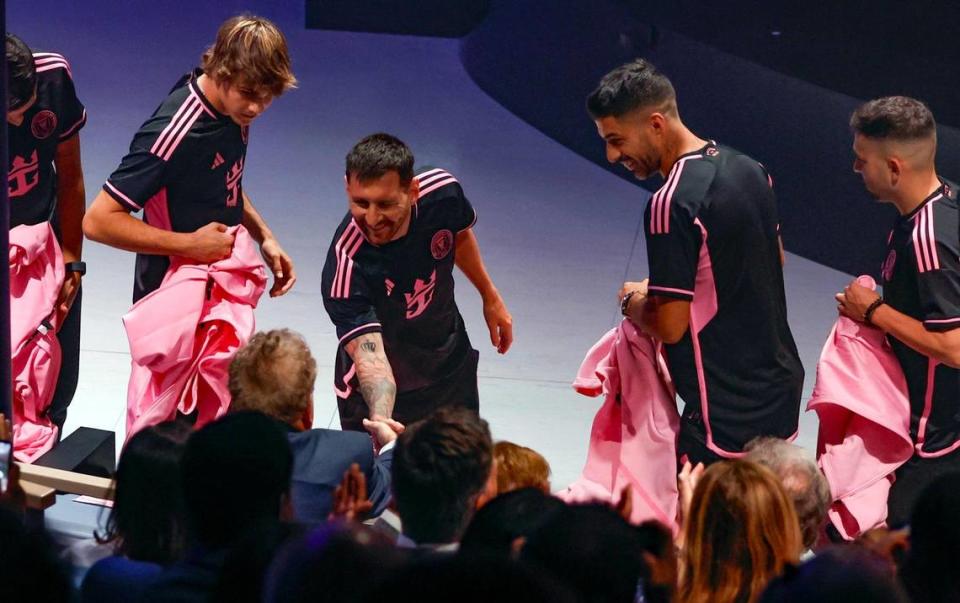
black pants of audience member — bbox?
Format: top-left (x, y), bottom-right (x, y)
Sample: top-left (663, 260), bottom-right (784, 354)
top-left (887, 448), bottom-right (960, 527)
top-left (48, 287), bottom-right (81, 438)
top-left (338, 349), bottom-right (479, 431)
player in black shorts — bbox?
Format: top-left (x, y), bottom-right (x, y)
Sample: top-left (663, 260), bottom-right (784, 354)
top-left (83, 15), bottom-right (297, 304)
top-left (7, 34), bottom-right (88, 435)
top-left (838, 97), bottom-right (960, 525)
top-left (587, 59), bottom-right (804, 466)
top-left (321, 133), bottom-right (513, 432)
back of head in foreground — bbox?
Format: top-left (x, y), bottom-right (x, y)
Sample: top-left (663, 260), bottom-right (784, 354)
top-left (900, 471), bottom-right (960, 603)
top-left (181, 411), bottom-right (293, 549)
top-left (459, 487), bottom-right (566, 557)
top-left (98, 420), bottom-right (192, 564)
top-left (759, 544), bottom-right (908, 603)
top-left (391, 407), bottom-right (494, 545)
top-left (745, 436), bottom-right (831, 551)
top-left (228, 328), bottom-right (316, 428)
top-left (678, 460), bottom-right (803, 603)
top-left (520, 503), bottom-right (647, 603)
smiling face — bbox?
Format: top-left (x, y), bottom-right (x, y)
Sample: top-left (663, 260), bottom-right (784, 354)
top-left (594, 110), bottom-right (666, 180)
top-left (217, 80), bottom-right (274, 127)
top-left (346, 170), bottom-right (419, 245)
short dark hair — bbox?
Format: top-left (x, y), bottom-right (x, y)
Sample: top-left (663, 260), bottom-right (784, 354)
top-left (97, 421), bottom-right (192, 564)
top-left (521, 504), bottom-right (647, 603)
top-left (850, 96), bottom-right (936, 141)
top-left (229, 329), bottom-right (316, 425)
top-left (391, 407), bottom-right (493, 544)
top-left (6, 33), bottom-right (36, 111)
top-left (181, 411), bottom-right (293, 548)
top-left (460, 487), bottom-right (566, 557)
top-left (345, 133), bottom-right (415, 186)
top-left (586, 58), bottom-right (676, 119)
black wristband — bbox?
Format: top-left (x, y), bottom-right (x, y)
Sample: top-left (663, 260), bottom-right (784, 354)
top-left (65, 261), bottom-right (86, 276)
top-left (864, 298), bottom-right (885, 325)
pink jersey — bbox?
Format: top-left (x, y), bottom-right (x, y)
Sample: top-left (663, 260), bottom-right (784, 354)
top-left (124, 226), bottom-right (266, 440)
top-left (558, 320), bottom-right (681, 530)
top-left (10, 223), bottom-right (64, 462)
top-left (808, 276), bottom-right (913, 539)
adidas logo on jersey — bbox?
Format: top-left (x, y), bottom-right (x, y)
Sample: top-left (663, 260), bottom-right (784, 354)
top-left (211, 152), bottom-right (225, 169)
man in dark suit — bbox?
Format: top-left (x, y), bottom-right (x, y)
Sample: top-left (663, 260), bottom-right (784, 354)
top-left (229, 328), bottom-right (398, 522)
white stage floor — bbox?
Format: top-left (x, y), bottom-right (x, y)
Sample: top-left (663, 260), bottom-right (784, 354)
top-left (12, 1), bottom-right (856, 492)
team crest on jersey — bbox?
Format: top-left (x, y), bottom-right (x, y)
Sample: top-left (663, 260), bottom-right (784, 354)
top-left (404, 270), bottom-right (437, 319)
top-left (706, 146), bottom-right (719, 157)
top-left (882, 249), bottom-right (897, 282)
top-left (8, 150), bottom-right (39, 197)
top-left (31, 110), bottom-right (57, 140)
top-left (225, 158), bottom-right (244, 207)
top-left (430, 229), bottom-right (454, 260)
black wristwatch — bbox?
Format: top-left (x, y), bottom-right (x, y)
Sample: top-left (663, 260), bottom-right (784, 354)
top-left (65, 261), bottom-right (86, 276)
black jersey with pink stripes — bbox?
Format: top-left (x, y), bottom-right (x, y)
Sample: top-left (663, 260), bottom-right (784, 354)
top-left (642, 141), bottom-right (803, 456)
top-left (103, 68), bottom-right (248, 302)
top-left (882, 180), bottom-right (960, 456)
top-left (321, 166), bottom-right (477, 399)
top-left (8, 52), bottom-right (86, 228)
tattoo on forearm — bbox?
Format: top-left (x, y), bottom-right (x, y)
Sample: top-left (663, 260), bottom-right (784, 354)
top-left (348, 334), bottom-right (397, 418)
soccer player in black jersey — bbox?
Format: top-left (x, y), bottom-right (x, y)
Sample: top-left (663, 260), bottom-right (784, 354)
top-left (587, 59), bottom-right (804, 466)
top-left (838, 97), bottom-right (960, 525)
top-left (83, 15), bottom-right (297, 303)
top-left (7, 34), bottom-right (87, 434)
top-left (321, 134), bottom-right (513, 432)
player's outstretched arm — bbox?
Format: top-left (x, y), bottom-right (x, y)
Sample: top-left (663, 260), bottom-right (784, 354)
top-left (454, 228), bottom-right (513, 354)
top-left (241, 192), bottom-right (296, 297)
top-left (83, 190), bottom-right (235, 262)
top-left (345, 332), bottom-right (398, 421)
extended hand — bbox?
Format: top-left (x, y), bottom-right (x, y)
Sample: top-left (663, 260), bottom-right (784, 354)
top-left (483, 293), bottom-right (513, 354)
top-left (617, 279), bottom-right (649, 303)
top-left (187, 222), bottom-right (235, 263)
top-left (362, 416), bottom-right (405, 451)
top-left (836, 280), bottom-right (880, 322)
top-left (678, 460), bottom-right (705, 525)
top-left (260, 237), bottom-right (296, 297)
top-left (54, 271), bottom-right (82, 332)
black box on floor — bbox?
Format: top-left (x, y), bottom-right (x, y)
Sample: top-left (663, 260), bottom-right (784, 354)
top-left (33, 427), bottom-right (115, 478)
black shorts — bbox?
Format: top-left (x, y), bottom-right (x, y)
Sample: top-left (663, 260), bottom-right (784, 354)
top-left (338, 348), bottom-right (479, 431)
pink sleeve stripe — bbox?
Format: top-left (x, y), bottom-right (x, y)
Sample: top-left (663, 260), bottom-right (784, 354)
top-left (333, 364), bottom-right (358, 398)
top-left (416, 167), bottom-right (446, 181)
top-left (924, 317), bottom-right (960, 324)
top-left (417, 169), bottom-right (453, 188)
top-left (647, 285), bottom-right (694, 297)
top-left (58, 109), bottom-right (87, 140)
top-left (330, 223), bottom-right (365, 298)
top-left (912, 200), bottom-right (941, 273)
top-left (458, 208), bottom-right (478, 233)
top-left (104, 180), bottom-right (141, 211)
top-left (418, 176), bottom-right (458, 199)
top-left (150, 96), bottom-right (202, 161)
top-left (35, 61), bottom-right (73, 79)
top-left (338, 323), bottom-right (383, 346)
top-left (649, 155), bottom-right (699, 235)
